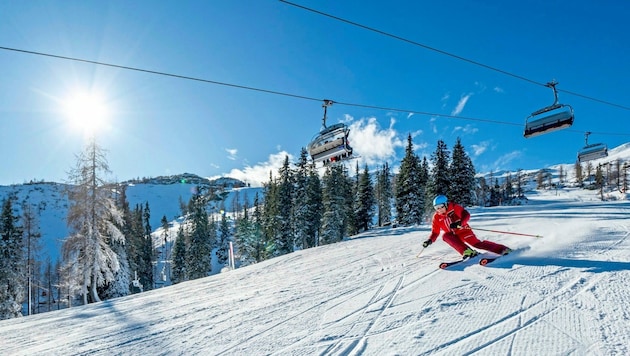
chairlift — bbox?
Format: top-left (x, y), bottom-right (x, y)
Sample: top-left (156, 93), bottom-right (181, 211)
top-left (524, 80), bottom-right (574, 138)
top-left (578, 132), bottom-right (608, 163)
top-left (307, 100), bottom-right (354, 165)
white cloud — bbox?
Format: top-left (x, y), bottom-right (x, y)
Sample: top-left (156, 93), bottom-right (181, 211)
top-left (441, 93), bottom-right (450, 109)
top-left (494, 86), bottom-right (504, 93)
top-left (225, 148), bottom-right (238, 161)
top-left (453, 124), bottom-right (478, 135)
top-left (429, 117), bottom-right (438, 134)
top-left (451, 93), bottom-right (472, 116)
top-left (348, 116), bottom-right (404, 166)
top-left (493, 150), bottom-right (522, 170)
top-left (471, 141), bottom-right (491, 156)
top-left (222, 151), bottom-right (293, 187)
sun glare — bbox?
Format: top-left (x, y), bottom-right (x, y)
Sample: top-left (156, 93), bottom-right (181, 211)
top-left (63, 92), bottom-right (109, 136)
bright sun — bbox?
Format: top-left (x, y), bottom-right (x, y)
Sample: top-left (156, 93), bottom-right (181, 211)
top-left (63, 92), bottom-right (109, 136)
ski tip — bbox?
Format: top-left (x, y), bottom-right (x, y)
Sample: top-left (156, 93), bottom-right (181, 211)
top-left (479, 258), bottom-right (489, 266)
top-left (439, 263), bottom-right (448, 269)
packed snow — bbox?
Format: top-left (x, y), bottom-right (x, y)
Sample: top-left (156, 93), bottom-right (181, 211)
top-left (1, 185), bottom-right (629, 355)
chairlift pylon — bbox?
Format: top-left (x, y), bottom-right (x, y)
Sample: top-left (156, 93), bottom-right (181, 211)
top-left (577, 131), bottom-right (608, 163)
top-left (524, 80), bottom-right (574, 138)
top-left (307, 100), bottom-right (355, 165)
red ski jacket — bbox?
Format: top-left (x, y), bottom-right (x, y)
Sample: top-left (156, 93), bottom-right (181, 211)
top-left (428, 202), bottom-right (471, 243)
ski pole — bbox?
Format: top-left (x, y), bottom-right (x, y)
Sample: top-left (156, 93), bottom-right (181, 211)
top-left (471, 227), bottom-right (543, 238)
top-left (415, 247), bottom-right (425, 258)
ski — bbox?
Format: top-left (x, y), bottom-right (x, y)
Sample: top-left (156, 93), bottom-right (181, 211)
top-left (480, 250), bottom-right (512, 266)
top-left (438, 259), bottom-right (465, 269)
top-left (479, 257), bottom-right (499, 266)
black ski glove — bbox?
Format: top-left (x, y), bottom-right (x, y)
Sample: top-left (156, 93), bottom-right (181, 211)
top-left (422, 239), bottom-right (433, 248)
top-left (449, 221), bottom-right (462, 229)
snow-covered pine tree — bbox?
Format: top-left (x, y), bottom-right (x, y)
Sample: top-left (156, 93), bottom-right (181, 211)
top-left (356, 164), bottom-right (375, 232)
top-left (62, 139), bottom-right (125, 305)
top-left (306, 169), bottom-right (323, 247)
top-left (216, 213), bottom-right (231, 266)
top-left (0, 198), bottom-right (25, 319)
top-left (251, 193), bottom-right (271, 261)
top-left (171, 226), bottom-right (187, 284)
top-left (157, 214), bottom-right (169, 285)
top-left (234, 200), bottom-right (254, 266)
top-left (292, 148), bottom-right (310, 250)
top-left (293, 148), bottom-right (322, 249)
top-left (347, 162), bottom-right (361, 236)
top-left (448, 138), bottom-right (476, 206)
top-left (234, 191), bottom-right (275, 265)
top-left (186, 193), bottom-right (213, 280)
top-left (375, 163), bottom-right (393, 227)
top-left (276, 156), bottom-right (294, 255)
top-left (262, 171), bottom-right (280, 257)
top-left (395, 134), bottom-right (423, 226)
top-left (100, 187), bottom-right (131, 299)
top-left (100, 237), bottom-right (130, 299)
top-left (418, 156), bottom-right (429, 222)
top-left (427, 139), bottom-right (451, 206)
top-left (320, 165), bottom-right (347, 244)
top-left (139, 203), bottom-right (153, 290)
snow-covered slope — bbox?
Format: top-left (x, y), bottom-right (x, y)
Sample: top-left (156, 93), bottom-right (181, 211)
top-left (1, 187), bottom-right (629, 354)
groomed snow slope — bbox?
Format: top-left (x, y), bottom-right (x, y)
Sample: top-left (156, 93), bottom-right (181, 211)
top-left (1, 187), bottom-right (629, 355)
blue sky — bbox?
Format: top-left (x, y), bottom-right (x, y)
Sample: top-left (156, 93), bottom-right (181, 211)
top-left (1, 0), bottom-right (628, 186)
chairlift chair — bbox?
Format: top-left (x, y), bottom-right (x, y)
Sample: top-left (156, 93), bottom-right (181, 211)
top-left (307, 100), bottom-right (354, 165)
top-left (578, 132), bottom-right (608, 163)
top-left (524, 81), bottom-right (574, 138)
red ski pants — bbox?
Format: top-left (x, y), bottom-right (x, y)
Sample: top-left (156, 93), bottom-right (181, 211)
top-left (442, 230), bottom-right (508, 255)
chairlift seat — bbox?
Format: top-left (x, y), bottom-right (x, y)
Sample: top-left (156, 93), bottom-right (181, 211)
top-left (308, 123), bottom-right (354, 164)
top-left (312, 144), bottom-right (352, 163)
top-left (307, 100), bottom-right (355, 165)
top-left (578, 143), bottom-right (608, 163)
top-left (524, 108), bottom-right (574, 138)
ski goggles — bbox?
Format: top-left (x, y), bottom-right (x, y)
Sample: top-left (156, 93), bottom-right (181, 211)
top-left (433, 203), bottom-right (447, 211)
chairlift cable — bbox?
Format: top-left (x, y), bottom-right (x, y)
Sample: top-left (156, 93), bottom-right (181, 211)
top-left (1, 46), bottom-right (629, 137)
top-left (279, 0), bottom-right (630, 112)
top-left (0, 46), bottom-right (322, 104)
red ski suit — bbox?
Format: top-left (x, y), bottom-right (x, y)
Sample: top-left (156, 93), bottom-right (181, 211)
top-left (427, 202), bottom-right (508, 255)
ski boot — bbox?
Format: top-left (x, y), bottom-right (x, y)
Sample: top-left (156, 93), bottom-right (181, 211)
top-left (462, 248), bottom-right (479, 260)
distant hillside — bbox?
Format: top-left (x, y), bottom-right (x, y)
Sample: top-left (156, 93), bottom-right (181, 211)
top-left (125, 173), bottom-right (248, 188)
top-left (0, 175), bottom-right (262, 263)
top-left (475, 142), bottom-right (630, 190)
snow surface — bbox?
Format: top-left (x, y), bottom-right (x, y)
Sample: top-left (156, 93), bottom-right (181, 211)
top-left (1, 186), bottom-right (629, 355)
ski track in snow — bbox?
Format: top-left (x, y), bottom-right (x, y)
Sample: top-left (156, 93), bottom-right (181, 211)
top-left (0, 189), bottom-right (629, 355)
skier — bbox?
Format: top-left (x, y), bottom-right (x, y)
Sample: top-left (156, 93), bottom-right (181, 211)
top-left (422, 195), bottom-right (512, 259)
